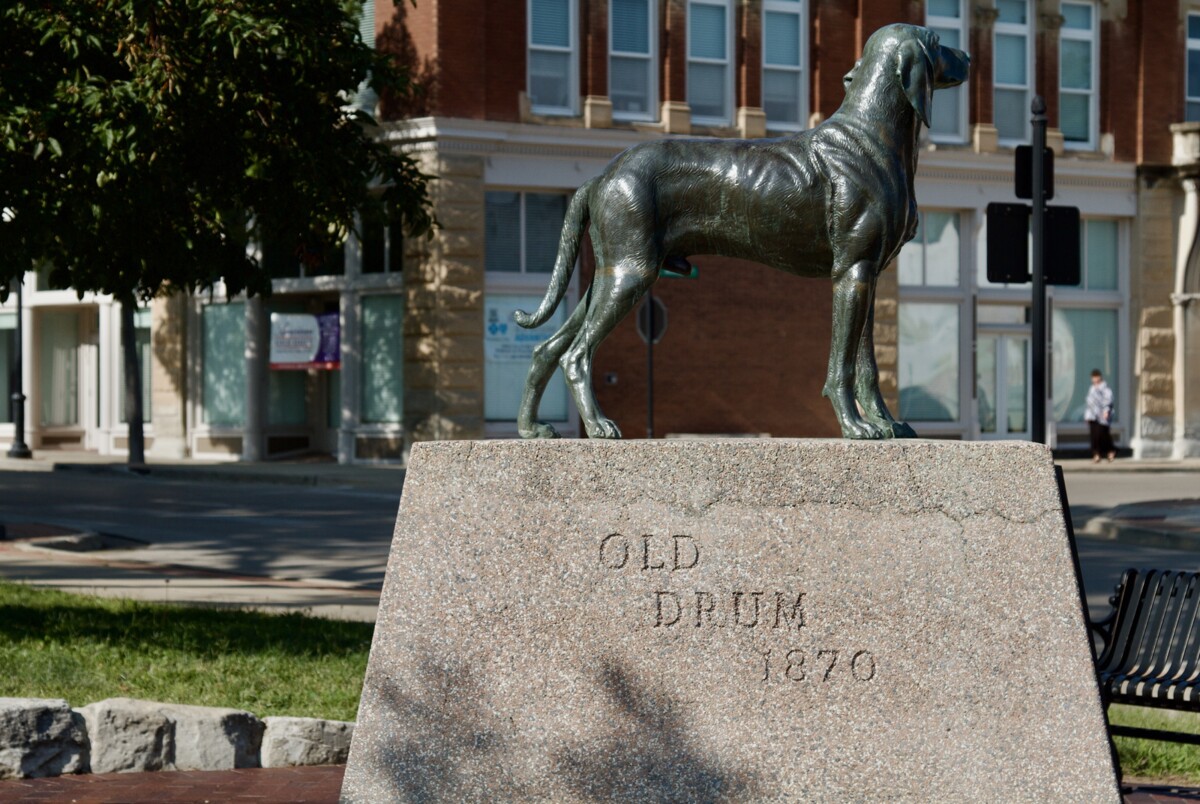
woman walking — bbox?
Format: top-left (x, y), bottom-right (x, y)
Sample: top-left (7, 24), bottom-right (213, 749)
top-left (1085, 369), bottom-right (1116, 463)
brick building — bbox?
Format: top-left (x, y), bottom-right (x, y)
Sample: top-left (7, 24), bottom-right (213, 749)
top-left (3, 0), bottom-right (1199, 460)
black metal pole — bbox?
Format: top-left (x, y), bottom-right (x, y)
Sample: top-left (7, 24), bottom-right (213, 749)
top-left (646, 294), bottom-right (654, 439)
top-left (1030, 96), bottom-right (1047, 445)
top-left (8, 278), bottom-right (31, 459)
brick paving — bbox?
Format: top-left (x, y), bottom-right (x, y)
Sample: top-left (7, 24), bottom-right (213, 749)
top-left (0, 767), bottom-right (1198, 802)
top-left (0, 765), bottom-right (344, 803)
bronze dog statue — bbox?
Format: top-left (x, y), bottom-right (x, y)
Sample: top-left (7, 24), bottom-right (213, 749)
top-left (515, 24), bottom-right (969, 440)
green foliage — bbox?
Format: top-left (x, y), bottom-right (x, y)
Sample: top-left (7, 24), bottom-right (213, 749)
top-left (0, 0), bottom-right (432, 301)
top-left (1110, 704), bottom-right (1200, 783)
top-left (0, 581), bottom-right (373, 720)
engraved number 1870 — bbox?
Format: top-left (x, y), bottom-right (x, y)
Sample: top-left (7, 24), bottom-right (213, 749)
top-left (761, 649), bottom-right (876, 683)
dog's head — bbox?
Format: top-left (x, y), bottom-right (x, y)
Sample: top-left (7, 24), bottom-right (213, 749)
top-left (843, 24), bottom-right (970, 128)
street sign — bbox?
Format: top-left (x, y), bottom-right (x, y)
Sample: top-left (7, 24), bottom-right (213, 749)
top-left (1015, 145), bottom-right (1054, 200)
top-left (637, 296), bottom-right (668, 344)
top-left (985, 202), bottom-right (1080, 285)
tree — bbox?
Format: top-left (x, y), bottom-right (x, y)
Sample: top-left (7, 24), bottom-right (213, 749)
top-left (0, 0), bottom-right (433, 465)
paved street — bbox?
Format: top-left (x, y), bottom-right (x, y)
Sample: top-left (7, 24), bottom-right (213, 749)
top-left (0, 452), bottom-right (1196, 622)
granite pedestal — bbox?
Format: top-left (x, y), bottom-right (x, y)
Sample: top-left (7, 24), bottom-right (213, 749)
top-left (342, 439), bottom-right (1119, 802)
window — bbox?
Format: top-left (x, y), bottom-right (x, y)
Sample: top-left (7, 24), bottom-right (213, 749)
top-left (688, 0), bottom-right (733, 125)
top-left (898, 211), bottom-right (961, 287)
top-left (485, 191), bottom-right (569, 274)
top-left (1060, 1), bottom-right (1097, 148)
top-left (993, 0), bottom-right (1032, 143)
top-left (117, 308), bottom-right (151, 422)
top-left (485, 189), bottom-right (573, 427)
top-left (926, 0), bottom-right (968, 141)
top-left (360, 209), bottom-right (404, 274)
top-left (762, 0), bottom-right (806, 130)
top-left (899, 303), bottom-right (960, 422)
top-left (262, 234), bottom-right (345, 278)
top-left (361, 295), bottom-right (404, 424)
top-left (484, 295), bottom-right (569, 422)
top-left (529, 0), bottom-right (578, 114)
top-left (611, 0), bottom-right (656, 120)
top-left (0, 313), bottom-right (14, 424)
top-left (1188, 13), bottom-right (1200, 121)
top-left (202, 302), bottom-right (246, 427)
top-left (39, 311), bottom-right (78, 427)
top-left (1052, 219), bottom-right (1122, 424)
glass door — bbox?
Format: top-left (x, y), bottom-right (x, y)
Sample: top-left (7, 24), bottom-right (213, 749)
top-left (977, 332), bottom-right (1030, 439)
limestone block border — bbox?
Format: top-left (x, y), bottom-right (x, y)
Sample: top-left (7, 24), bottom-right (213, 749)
top-left (0, 697), bottom-right (353, 779)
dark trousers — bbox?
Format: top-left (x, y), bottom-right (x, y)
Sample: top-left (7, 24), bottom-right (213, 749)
top-left (1089, 420), bottom-right (1115, 457)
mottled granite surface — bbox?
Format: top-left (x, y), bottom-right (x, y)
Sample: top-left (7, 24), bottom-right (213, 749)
top-left (342, 439), bottom-right (1119, 802)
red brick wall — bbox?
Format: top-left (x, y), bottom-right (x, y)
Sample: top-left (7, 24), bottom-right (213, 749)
top-left (662, 0), bottom-right (687, 103)
top-left (589, 257), bottom-right (841, 439)
top-left (1138, 1), bottom-right (1183, 164)
top-left (813, 1), bottom-right (859, 118)
top-left (583, 0), bottom-right (608, 97)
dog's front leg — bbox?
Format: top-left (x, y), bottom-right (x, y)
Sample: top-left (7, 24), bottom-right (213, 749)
top-left (823, 259), bottom-right (888, 439)
top-left (853, 279), bottom-right (918, 439)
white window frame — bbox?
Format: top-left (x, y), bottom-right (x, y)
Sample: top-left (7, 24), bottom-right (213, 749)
top-left (761, 0), bottom-right (807, 132)
top-left (1188, 12), bottom-right (1200, 122)
top-left (528, 0), bottom-right (579, 116)
top-left (994, 0), bottom-right (1034, 145)
top-left (1059, 0), bottom-right (1098, 150)
top-left (687, 0), bottom-right (735, 127)
top-left (610, 0), bottom-right (658, 122)
top-left (926, 0), bottom-right (969, 143)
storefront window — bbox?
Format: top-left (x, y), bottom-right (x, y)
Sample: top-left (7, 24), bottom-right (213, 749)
top-left (898, 211), bottom-right (960, 287)
top-left (484, 295), bottom-right (569, 422)
top-left (269, 371), bottom-right (307, 426)
top-left (202, 302), bottom-right (246, 426)
top-left (1052, 307), bottom-right (1118, 422)
top-left (361, 295), bottom-right (403, 424)
top-left (40, 311), bottom-right (78, 427)
top-left (899, 302), bottom-right (959, 422)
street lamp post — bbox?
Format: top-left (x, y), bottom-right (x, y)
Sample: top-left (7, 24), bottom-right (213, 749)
top-left (8, 277), bottom-right (31, 459)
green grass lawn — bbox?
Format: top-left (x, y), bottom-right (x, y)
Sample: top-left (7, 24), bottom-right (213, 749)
top-left (1109, 704), bottom-right (1200, 783)
top-left (0, 581), bottom-right (373, 722)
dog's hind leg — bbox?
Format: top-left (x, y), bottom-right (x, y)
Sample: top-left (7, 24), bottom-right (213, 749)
top-left (852, 280), bottom-right (918, 438)
top-left (517, 292), bottom-right (590, 438)
top-left (823, 259), bottom-right (888, 440)
top-left (562, 263), bottom-right (656, 438)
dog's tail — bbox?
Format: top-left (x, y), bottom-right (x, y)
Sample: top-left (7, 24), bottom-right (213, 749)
top-left (514, 177), bottom-right (596, 329)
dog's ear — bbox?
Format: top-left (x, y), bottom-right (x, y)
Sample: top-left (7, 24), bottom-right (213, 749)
top-left (897, 38), bottom-right (933, 127)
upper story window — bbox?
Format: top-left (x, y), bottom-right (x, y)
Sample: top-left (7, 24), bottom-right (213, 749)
top-left (611, 0), bottom-right (657, 121)
top-left (1059, 1), bottom-right (1098, 148)
top-left (762, 0), bottom-right (807, 131)
top-left (1188, 13), bottom-right (1200, 121)
top-left (688, 0), bottom-right (734, 126)
top-left (485, 191), bottom-right (569, 274)
top-left (926, 0), bottom-right (968, 142)
top-left (993, 0), bottom-right (1032, 144)
top-left (529, 0), bottom-right (578, 115)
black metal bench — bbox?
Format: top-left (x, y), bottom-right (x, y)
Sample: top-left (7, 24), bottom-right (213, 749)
top-left (1091, 568), bottom-right (1200, 745)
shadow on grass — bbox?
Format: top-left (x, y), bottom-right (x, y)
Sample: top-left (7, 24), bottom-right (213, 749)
top-left (0, 582), bottom-right (374, 659)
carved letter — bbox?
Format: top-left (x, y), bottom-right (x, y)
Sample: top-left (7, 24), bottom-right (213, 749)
top-left (851, 650), bottom-right (876, 681)
top-left (773, 592), bottom-right (806, 630)
top-left (694, 591), bottom-right (720, 627)
top-left (785, 649), bottom-right (806, 681)
top-left (600, 533), bottom-right (629, 569)
top-left (672, 535), bottom-right (700, 570)
top-left (642, 535), bottom-right (665, 570)
top-left (733, 591), bottom-right (763, 628)
top-left (655, 591), bottom-right (682, 627)
top-left (818, 649), bottom-right (839, 681)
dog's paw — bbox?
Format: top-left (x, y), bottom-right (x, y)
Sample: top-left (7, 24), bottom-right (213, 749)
top-left (585, 418), bottom-right (623, 439)
top-left (519, 422), bottom-right (561, 439)
top-left (840, 419), bottom-right (887, 440)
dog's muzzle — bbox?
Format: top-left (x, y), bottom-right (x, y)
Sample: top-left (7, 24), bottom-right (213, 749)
top-left (934, 45), bottom-right (970, 89)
